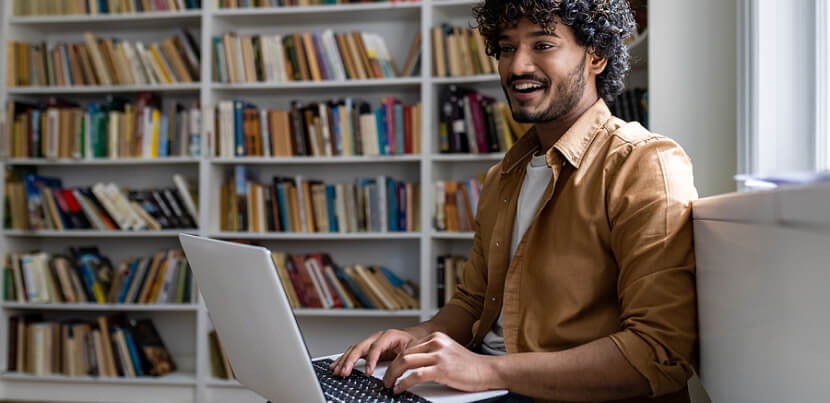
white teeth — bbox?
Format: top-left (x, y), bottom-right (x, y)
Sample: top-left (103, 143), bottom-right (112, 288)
top-left (514, 83), bottom-right (542, 91)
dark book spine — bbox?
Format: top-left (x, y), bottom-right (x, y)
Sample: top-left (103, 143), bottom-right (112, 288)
top-left (7, 316), bottom-right (18, 372)
top-left (436, 256), bottom-right (446, 308)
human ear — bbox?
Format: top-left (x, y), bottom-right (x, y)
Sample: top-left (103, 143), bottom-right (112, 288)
top-left (587, 48), bottom-right (607, 75)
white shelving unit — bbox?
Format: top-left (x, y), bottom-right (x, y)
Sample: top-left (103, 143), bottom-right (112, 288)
top-left (0, 1), bottom-right (648, 402)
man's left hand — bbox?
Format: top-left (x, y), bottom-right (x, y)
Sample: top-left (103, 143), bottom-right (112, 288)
top-left (381, 331), bottom-right (504, 394)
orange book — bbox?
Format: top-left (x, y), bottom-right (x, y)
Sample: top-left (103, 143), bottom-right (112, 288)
top-left (301, 33), bottom-right (322, 81)
top-left (99, 39), bottom-right (121, 85)
top-left (334, 34), bottom-right (357, 80)
top-left (352, 32), bottom-right (376, 79)
top-left (161, 39), bottom-right (192, 83)
top-left (292, 33), bottom-right (311, 81)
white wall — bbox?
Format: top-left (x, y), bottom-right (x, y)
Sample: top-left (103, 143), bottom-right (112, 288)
top-left (649, 0), bottom-right (738, 197)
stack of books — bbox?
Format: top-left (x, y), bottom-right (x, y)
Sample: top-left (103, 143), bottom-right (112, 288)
top-left (2, 248), bottom-right (194, 305)
top-left (6, 30), bottom-right (200, 87)
top-left (212, 30), bottom-right (417, 82)
top-left (221, 168), bottom-right (418, 233)
top-left (215, 0), bottom-right (417, 8)
top-left (7, 313), bottom-right (177, 378)
top-left (2, 96), bottom-right (201, 159)
top-left (208, 330), bottom-right (234, 379)
top-left (433, 177), bottom-right (483, 233)
top-left (438, 86), bottom-right (532, 154)
top-left (431, 24), bottom-right (498, 77)
top-left (270, 252), bottom-right (419, 310)
top-left (13, 0), bottom-right (201, 16)
top-left (207, 98), bottom-right (421, 158)
top-left (4, 172), bottom-right (199, 231)
top-left (436, 255), bottom-right (465, 308)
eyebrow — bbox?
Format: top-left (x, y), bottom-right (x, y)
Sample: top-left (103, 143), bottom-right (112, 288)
top-left (498, 29), bottom-right (560, 41)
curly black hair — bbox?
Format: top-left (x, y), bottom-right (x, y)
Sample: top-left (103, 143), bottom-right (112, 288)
top-left (473, 0), bottom-right (637, 102)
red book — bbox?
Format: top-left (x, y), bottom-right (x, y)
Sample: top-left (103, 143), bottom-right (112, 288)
top-left (402, 105), bottom-right (412, 154)
top-left (284, 254), bottom-right (309, 307)
top-left (309, 254), bottom-right (343, 308)
top-left (291, 254), bottom-right (323, 308)
top-left (467, 92), bottom-right (488, 154)
top-left (383, 97), bottom-right (396, 154)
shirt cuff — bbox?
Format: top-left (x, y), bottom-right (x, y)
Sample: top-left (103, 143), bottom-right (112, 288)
top-left (610, 331), bottom-right (692, 398)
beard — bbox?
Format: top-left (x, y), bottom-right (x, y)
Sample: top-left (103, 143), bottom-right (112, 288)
top-left (503, 56), bottom-right (587, 123)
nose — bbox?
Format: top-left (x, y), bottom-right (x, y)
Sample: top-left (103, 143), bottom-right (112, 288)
top-left (505, 46), bottom-right (536, 77)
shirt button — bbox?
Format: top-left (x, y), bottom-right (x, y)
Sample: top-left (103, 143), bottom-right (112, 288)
top-left (503, 199), bottom-right (507, 203)
top-left (495, 241), bottom-right (500, 247)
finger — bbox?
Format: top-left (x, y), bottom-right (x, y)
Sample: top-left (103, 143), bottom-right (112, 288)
top-left (365, 333), bottom-right (404, 375)
top-left (330, 348), bottom-right (349, 369)
top-left (339, 342), bottom-right (371, 376)
top-left (382, 353), bottom-right (437, 389)
top-left (332, 345), bottom-right (354, 373)
top-left (393, 366), bottom-right (438, 394)
top-left (399, 335), bottom-right (444, 357)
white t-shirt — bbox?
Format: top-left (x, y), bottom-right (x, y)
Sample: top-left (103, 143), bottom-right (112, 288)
top-left (481, 152), bottom-right (552, 355)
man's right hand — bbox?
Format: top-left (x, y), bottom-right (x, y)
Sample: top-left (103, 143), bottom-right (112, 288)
top-left (329, 329), bottom-right (420, 377)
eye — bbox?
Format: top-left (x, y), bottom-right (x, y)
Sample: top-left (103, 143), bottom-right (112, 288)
top-left (499, 44), bottom-right (516, 54)
top-left (535, 43), bottom-right (554, 50)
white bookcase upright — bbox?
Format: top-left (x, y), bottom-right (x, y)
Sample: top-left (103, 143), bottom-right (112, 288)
top-left (0, 1), bottom-right (648, 402)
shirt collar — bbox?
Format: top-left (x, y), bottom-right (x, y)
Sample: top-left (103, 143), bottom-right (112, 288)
top-left (501, 98), bottom-right (612, 174)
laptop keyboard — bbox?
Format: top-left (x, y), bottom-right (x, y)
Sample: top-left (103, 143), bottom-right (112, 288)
top-left (312, 358), bottom-right (431, 403)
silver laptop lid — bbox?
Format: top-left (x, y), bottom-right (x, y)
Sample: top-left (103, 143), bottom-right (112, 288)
top-left (179, 234), bottom-right (325, 403)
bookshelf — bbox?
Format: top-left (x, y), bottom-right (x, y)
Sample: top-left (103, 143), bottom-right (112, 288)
top-left (0, 1), bottom-right (648, 403)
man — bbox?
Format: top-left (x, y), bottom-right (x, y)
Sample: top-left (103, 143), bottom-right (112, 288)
top-left (331, 0), bottom-right (698, 401)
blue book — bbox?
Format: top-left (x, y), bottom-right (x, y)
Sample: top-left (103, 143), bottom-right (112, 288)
top-left (60, 45), bottom-right (73, 85)
top-left (213, 37), bottom-right (224, 83)
top-left (117, 259), bottom-right (139, 303)
top-left (77, 256), bottom-right (103, 303)
top-left (275, 183), bottom-right (289, 232)
top-left (311, 33), bottom-right (331, 80)
top-left (334, 266), bottom-right (374, 309)
top-left (98, 0), bottom-right (108, 13)
top-left (31, 110), bottom-right (41, 158)
top-left (23, 174), bottom-right (64, 230)
top-left (325, 185), bottom-right (338, 232)
top-left (233, 100), bottom-right (245, 156)
top-left (123, 330), bottom-right (144, 377)
top-left (398, 182), bottom-right (406, 231)
top-left (331, 106), bottom-right (342, 155)
top-left (158, 113), bottom-right (169, 157)
top-left (386, 178), bottom-right (398, 232)
top-left (379, 266), bottom-right (403, 287)
top-left (393, 104), bottom-right (405, 155)
top-left (380, 106), bottom-right (390, 154)
top-left (374, 108), bottom-right (385, 155)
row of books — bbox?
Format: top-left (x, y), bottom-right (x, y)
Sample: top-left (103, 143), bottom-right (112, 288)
top-left (208, 98), bottom-right (421, 158)
top-left (221, 168), bottom-right (419, 233)
top-left (610, 88), bottom-right (648, 129)
top-left (5, 172), bottom-right (199, 231)
top-left (438, 86), bottom-right (532, 154)
top-left (208, 330), bottom-right (234, 379)
top-left (435, 254), bottom-right (464, 307)
top-left (431, 24), bottom-right (498, 78)
top-left (7, 314), bottom-right (177, 378)
top-left (212, 30), bottom-right (419, 83)
top-left (13, 0), bottom-right (201, 16)
top-left (433, 177), bottom-right (482, 233)
top-left (6, 30), bottom-right (201, 88)
top-left (2, 96), bottom-right (201, 160)
top-left (3, 249), bottom-right (194, 305)
top-left (215, 0), bottom-right (417, 7)
top-left (271, 252), bottom-right (419, 310)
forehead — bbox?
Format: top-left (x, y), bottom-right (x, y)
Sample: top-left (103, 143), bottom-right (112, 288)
top-left (498, 17), bottom-right (572, 40)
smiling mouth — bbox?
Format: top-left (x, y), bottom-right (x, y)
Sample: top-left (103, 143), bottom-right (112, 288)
top-left (512, 82), bottom-right (546, 93)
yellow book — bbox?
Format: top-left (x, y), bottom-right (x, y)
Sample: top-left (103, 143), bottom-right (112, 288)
top-left (149, 44), bottom-right (173, 84)
top-left (150, 109), bottom-right (161, 158)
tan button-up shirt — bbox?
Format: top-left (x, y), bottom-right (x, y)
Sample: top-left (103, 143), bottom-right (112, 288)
top-left (447, 99), bottom-right (698, 402)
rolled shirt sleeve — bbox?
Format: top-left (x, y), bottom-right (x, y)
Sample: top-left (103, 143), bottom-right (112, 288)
top-left (606, 136), bottom-right (699, 397)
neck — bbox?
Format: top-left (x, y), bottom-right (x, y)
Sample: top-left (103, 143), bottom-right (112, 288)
top-left (534, 95), bottom-right (600, 152)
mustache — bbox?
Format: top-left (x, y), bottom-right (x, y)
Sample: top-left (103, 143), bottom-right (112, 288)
top-left (506, 75), bottom-right (550, 86)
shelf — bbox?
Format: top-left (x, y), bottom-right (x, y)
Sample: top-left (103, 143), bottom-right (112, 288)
top-left (7, 10), bottom-right (202, 30)
top-left (293, 309), bottom-right (421, 317)
top-left (212, 2), bottom-right (421, 17)
top-left (206, 378), bottom-right (244, 388)
top-left (431, 153), bottom-right (505, 162)
top-left (6, 84), bottom-right (201, 95)
top-left (1, 302), bottom-right (198, 312)
top-left (432, 232), bottom-right (474, 240)
top-left (210, 155), bottom-right (421, 165)
top-left (1, 372), bottom-right (197, 386)
top-left (208, 232), bottom-right (421, 240)
top-left (432, 74), bottom-right (501, 85)
top-left (3, 157), bottom-right (200, 166)
top-left (211, 78), bottom-right (421, 91)
top-left (2, 230), bottom-right (197, 238)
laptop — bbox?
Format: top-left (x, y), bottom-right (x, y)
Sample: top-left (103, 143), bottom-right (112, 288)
top-left (179, 234), bottom-right (508, 403)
